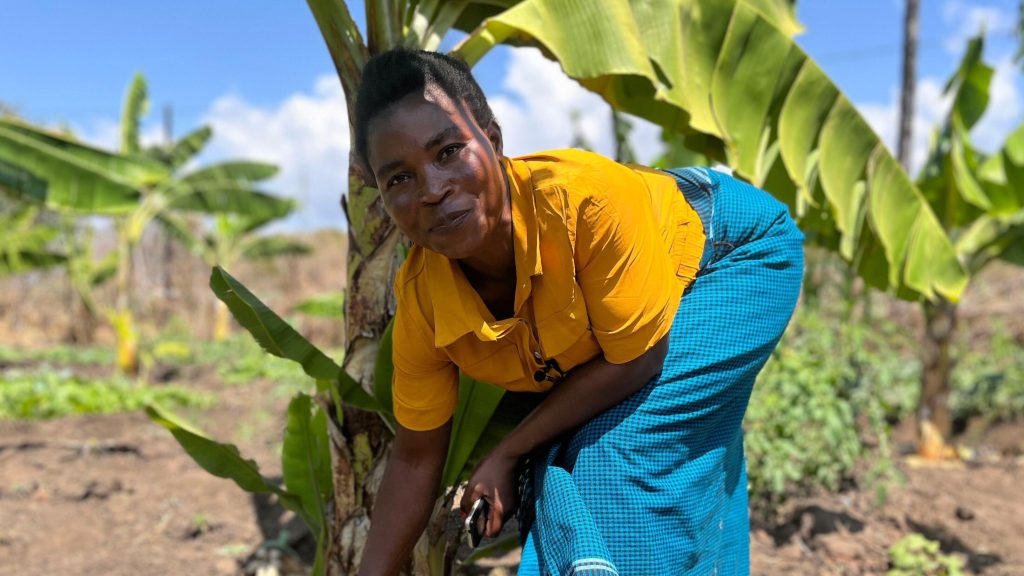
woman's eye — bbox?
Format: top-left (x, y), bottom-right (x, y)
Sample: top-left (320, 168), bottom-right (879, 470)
top-left (386, 174), bottom-right (410, 189)
top-left (439, 143), bottom-right (463, 161)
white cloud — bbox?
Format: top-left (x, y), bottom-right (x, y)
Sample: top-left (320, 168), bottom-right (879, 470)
top-left (858, 77), bottom-right (951, 176)
top-left (200, 74), bottom-right (350, 231)
top-left (487, 47), bottom-right (664, 165)
top-left (942, 1), bottom-right (1015, 54)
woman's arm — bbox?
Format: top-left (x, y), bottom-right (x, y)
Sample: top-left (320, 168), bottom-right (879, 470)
top-left (359, 419), bottom-right (452, 576)
top-left (460, 334), bottom-right (669, 536)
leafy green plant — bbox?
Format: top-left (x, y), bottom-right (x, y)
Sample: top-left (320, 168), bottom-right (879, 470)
top-left (160, 210), bottom-right (309, 341)
top-left (147, 395), bottom-right (332, 572)
top-left (0, 74), bottom-right (294, 375)
top-left (0, 370), bottom-right (212, 420)
top-left (0, 344), bottom-right (114, 367)
top-left (148, 267), bottom-right (512, 573)
top-left (888, 533), bottom-right (965, 576)
top-left (746, 308), bottom-right (908, 516)
top-left (951, 324), bottom-right (1024, 424)
top-left (911, 34), bottom-right (1024, 457)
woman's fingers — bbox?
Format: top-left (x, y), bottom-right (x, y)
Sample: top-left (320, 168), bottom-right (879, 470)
top-left (486, 494), bottom-right (504, 537)
top-left (460, 483), bottom-right (483, 516)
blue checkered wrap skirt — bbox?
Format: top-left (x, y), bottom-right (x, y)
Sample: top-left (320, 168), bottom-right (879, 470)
top-left (515, 167), bottom-right (805, 575)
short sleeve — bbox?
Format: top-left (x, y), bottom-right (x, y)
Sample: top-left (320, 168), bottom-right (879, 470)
top-left (574, 173), bottom-right (678, 364)
top-left (391, 299), bottom-right (459, 431)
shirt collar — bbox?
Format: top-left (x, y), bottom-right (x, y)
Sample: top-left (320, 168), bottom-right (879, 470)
top-left (429, 156), bottom-right (543, 347)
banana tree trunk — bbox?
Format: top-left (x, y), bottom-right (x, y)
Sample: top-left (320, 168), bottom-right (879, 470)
top-left (213, 299), bottom-right (231, 341)
top-left (113, 220), bottom-right (139, 375)
top-left (323, 154), bottom-right (403, 574)
top-left (918, 297), bottom-right (958, 459)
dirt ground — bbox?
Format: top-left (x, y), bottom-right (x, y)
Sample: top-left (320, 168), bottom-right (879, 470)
top-left (1, 358), bottom-right (1022, 575)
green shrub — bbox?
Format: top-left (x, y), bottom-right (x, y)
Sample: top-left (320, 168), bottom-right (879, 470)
top-left (951, 324), bottom-right (1024, 424)
top-left (195, 334), bottom-right (311, 393)
top-left (745, 308), bottom-right (908, 516)
top-left (0, 370), bottom-right (213, 420)
top-left (0, 344), bottom-right (114, 367)
top-left (887, 533), bottom-right (965, 576)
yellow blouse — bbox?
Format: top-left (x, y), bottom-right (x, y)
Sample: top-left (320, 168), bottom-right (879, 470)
top-left (391, 149), bottom-right (705, 430)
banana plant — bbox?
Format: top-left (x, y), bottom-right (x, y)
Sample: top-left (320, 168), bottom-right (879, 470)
top-left (912, 34), bottom-right (1024, 459)
top-left (0, 74), bottom-right (293, 374)
top-left (146, 266), bottom-right (513, 569)
top-left (155, 0), bottom-right (975, 573)
top-left (0, 205), bottom-right (65, 276)
top-left (159, 207), bottom-right (310, 341)
top-left (61, 219), bottom-right (117, 344)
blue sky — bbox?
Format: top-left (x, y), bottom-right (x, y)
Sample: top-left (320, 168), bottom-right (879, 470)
top-left (2, 1), bottom-right (1021, 229)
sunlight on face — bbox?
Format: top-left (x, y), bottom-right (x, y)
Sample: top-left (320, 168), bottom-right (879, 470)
top-left (366, 86), bottom-right (507, 261)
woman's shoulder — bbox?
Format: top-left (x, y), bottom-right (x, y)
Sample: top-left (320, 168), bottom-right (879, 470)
top-left (513, 148), bottom-right (623, 188)
top-left (514, 149), bottom-right (644, 204)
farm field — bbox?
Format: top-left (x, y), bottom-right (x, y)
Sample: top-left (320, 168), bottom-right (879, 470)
top-left (2, 240), bottom-right (1022, 575)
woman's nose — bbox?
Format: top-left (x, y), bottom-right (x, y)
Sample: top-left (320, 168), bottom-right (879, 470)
top-left (421, 172), bottom-right (453, 204)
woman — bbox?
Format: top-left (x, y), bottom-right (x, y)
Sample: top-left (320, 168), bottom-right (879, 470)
top-left (355, 49), bottom-right (803, 576)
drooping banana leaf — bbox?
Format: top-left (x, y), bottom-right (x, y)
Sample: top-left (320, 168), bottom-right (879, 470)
top-left (209, 266), bottom-right (381, 412)
top-left (177, 161), bottom-right (279, 186)
top-left (0, 118), bottom-right (166, 213)
top-left (0, 206), bottom-right (66, 275)
top-left (452, 0), bottom-right (967, 301)
top-left (282, 394), bottom-right (334, 537)
top-left (167, 183), bottom-right (294, 223)
top-left (168, 126), bottom-right (213, 169)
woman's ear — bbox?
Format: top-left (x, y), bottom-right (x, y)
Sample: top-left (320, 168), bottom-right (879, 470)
top-left (486, 120), bottom-right (503, 158)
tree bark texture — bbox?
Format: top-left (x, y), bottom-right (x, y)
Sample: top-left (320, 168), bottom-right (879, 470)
top-left (897, 0), bottom-right (919, 173)
top-left (324, 151), bottom-right (405, 574)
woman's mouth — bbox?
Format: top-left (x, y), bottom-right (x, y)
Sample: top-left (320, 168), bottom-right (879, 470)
top-left (430, 209), bottom-right (471, 234)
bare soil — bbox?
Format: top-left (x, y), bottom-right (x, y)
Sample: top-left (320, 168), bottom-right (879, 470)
top-left (1, 360), bottom-right (1022, 575)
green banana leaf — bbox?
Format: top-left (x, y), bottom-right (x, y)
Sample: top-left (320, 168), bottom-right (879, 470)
top-left (0, 206), bottom-right (66, 275)
top-left (145, 404), bottom-right (303, 512)
top-left (0, 118), bottom-right (166, 213)
top-left (978, 124), bottom-right (1024, 215)
top-left (372, 320), bottom-right (507, 489)
top-left (177, 161), bottom-right (279, 186)
top-left (440, 375), bottom-right (506, 488)
top-left (282, 394), bottom-right (333, 537)
top-left (169, 126), bottom-right (213, 169)
top-left (918, 35), bottom-right (994, 230)
top-left (209, 266), bottom-right (380, 412)
top-left (372, 319), bottom-right (396, 416)
top-left (452, 0), bottom-right (967, 301)
top-left (167, 185), bottom-right (295, 221)
top-left (120, 73), bottom-right (148, 155)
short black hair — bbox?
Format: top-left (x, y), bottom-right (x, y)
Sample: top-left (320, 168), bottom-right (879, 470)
top-left (354, 48), bottom-right (497, 168)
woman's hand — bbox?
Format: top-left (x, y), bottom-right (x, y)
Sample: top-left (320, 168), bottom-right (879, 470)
top-left (460, 446), bottom-right (520, 538)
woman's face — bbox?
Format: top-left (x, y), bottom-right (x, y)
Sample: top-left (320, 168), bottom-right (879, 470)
top-left (366, 86), bottom-right (507, 261)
